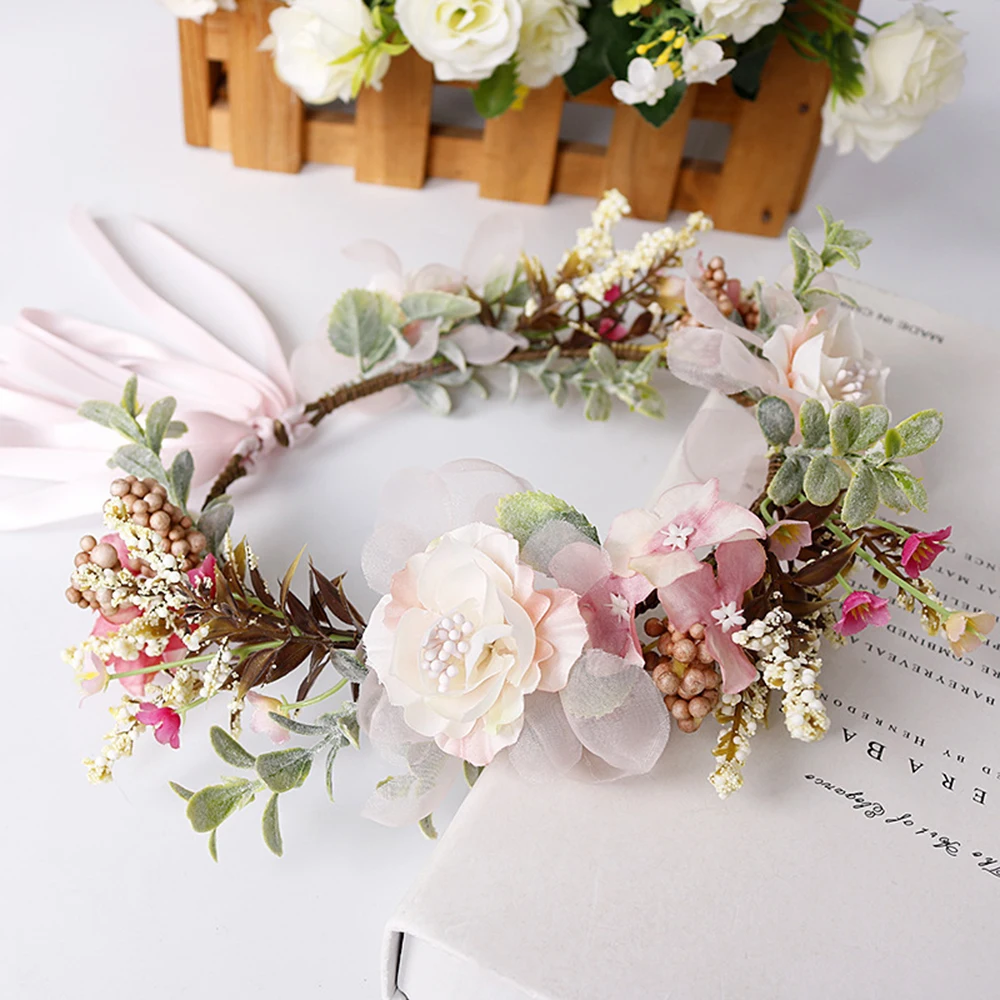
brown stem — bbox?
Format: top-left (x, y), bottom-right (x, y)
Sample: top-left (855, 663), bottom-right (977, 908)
top-left (203, 453), bottom-right (248, 509)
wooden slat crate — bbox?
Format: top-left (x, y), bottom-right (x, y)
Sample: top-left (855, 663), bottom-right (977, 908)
top-left (177, 0), bottom-right (840, 236)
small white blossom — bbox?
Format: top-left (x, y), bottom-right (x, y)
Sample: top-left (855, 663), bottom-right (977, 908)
top-left (681, 39), bottom-right (736, 85)
top-left (611, 57), bottom-right (675, 107)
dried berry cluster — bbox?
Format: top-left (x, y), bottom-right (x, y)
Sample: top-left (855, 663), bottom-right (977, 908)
top-left (643, 618), bottom-right (722, 733)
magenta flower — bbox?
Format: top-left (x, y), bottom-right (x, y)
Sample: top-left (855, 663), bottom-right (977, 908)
top-left (246, 692), bottom-right (292, 745)
top-left (606, 479), bottom-right (765, 591)
top-left (604, 285), bottom-right (622, 304)
top-left (900, 526), bottom-right (951, 578)
top-left (135, 704), bottom-right (182, 749)
top-left (834, 590), bottom-right (891, 637)
top-left (767, 519), bottom-right (812, 561)
top-left (597, 316), bottom-right (629, 341)
top-left (657, 539), bottom-right (766, 693)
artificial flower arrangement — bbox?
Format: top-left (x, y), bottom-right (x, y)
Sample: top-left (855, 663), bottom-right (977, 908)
top-left (160, 0), bottom-right (966, 162)
top-left (43, 193), bottom-right (994, 857)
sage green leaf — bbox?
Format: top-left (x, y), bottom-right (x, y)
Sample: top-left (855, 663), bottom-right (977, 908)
top-left (767, 455), bottom-right (807, 506)
top-left (893, 409), bottom-right (944, 458)
top-left (589, 343), bottom-right (618, 380)
top-left (539, 371), bottom-right (566, 407)
top-left (757, 395), bottom-right (795, 446)
top-left (78, 400), bottom-right (145, 443)
top-left (121, 375), bottom-right (139, 417)
top-left (110, 443), bottom-right (167, 484)
top-left (261, 793), bottom-right (283, 857)
top-left (788, 228), bottom-right (823, 293)
top-left (256, 748), bottom-right (313, 793)
top-left (145, 396), bottom-right (177, 455)
top-left (197, 501), bottom-right (234, 556)
top-left (829, 401), bottom-right (861, 456)
top-left (855, 404), bottom-right (890, 452)
top-left (334, 706), bottom-right (361, 749)
top-left (798, 398), bottom-right (830, 449)
top-left (164, 420), bottom-right (188, 439)
top-left (327, 649), bottom-right (368, 684)
top-left (842, 461), bottom-right (879, 529)
top-left (268, 713), bottom-right (327, 737)
top-left (437, 338), bottom-right (467, 372)
top-left (583, 385), bottom-right (612, 421)
top-left (208, 829), bottom-right (218, 862)
top-left (209, 725), bottom-right (256, 769)
top-left (328, 289), bottom-right (401, 373)
top-left (169, 781), bottom-right (194, 801)
top-left (167, 450), bottom-right (194, 510)
top-left (496, 491), bottom-right (600, 547)
top-left (887, 464), bottom-right (929, 511)
top-left (187, 778), bottom-right (258, 833)
top-left (418, 814), bottom-right (438, 840)
top-left (400, 291), bottom-right (480, 324)
top-left (325, 743), bottom-right (339, 802)
top-left (884, 427), bottom-right (902, 458)
top-left (873, 467), bottom-right (911, 513)
top-left (463, 761), bottom-right (483, 787)
top-left (409, 380), bottom-right (452, 416)
top-left (803, 454), bottom-right (841, 506)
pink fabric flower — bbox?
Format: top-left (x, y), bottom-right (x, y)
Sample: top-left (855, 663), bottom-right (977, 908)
top-left (767, 519), bottom-right (812, 561)
top-left (246, 691), bottom-right (291, 745)
top-left (944, 612), bottom-right (996, 656)
top-left (548, 542), bottom-right (653, 667)
top-left (900, 526), bottom-right (951, 578)
top-left (603, 285), bottom-right (622, 304)
top-left (834, 590), bottom-right (891, 636)
top-left (597, 317), bottom-right (629, 341)
top-left (363, 523), bottom-right (588, 766)
top-left (89, 608), bottom-right (187, 696)
top-left (187, 553), bottom-right (217, 593)
top-left (657, 539), bottom-right (766, 694)
top-left (135, 703), bottom-right (182, 749)
top-left (606, 478), bottom-right (765, 591)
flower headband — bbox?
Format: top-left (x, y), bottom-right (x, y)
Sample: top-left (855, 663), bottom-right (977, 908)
top-left (32, 194), bottom-right (994, 855)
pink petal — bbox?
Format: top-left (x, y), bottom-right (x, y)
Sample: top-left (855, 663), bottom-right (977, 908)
top-left (402, 318), bottom-right (442, 363)
top-left (767, 519), bottom-right (812, 561)
top-left (447, 324), bottom-right (521, 365)
top-left (100, 533), bottom-right (140, 574)
top-left (657, 562), bottom-right (721, 633)
top-left (705, 624), bottom-right (759, 694)
top-left (534, 587), bottom-right (589, 693)
top-left (247, 691), bottom-right (292, 745)
top-left (714, 539), bottom-right (766, 607)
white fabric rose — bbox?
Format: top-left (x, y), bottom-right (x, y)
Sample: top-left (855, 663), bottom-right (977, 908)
top-left (159, 0), bottom-right (236, 21)
top-left (517, 0), bottom-right (588, 89)
top-left (395, 0), bottom-right (522, 82)
top-left (364, 522), bottom-right (588, 766)
top-left (682, 0), bottom-right (787, 44)
top-left (611, 57), bottom-right (675, 107)
top-left (822, 4), bottom-right (965, 162)
top-left (681, 39), bottom-right (737, 85)
top-left (262, 0), bottom-right (390, 105)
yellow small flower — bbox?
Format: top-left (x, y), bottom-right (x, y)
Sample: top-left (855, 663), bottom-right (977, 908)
top-left (612, 0), bottom-right (645, 16)
top-left (660, 28), bottom-right (677, 43)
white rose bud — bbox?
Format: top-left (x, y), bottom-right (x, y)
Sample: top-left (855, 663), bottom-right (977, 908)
top-left (159, 0), bottom-right (237, 21)
top-left (517, 0), bottom-right (588, 89)
top-left (263, 0), bottom-right (391, 105)
top-left (395, 0), bottom-right (522, 82)
top-left (822, 4), bottom-right (965, 162)
top-left (682, 0), bottom-right (788, 45)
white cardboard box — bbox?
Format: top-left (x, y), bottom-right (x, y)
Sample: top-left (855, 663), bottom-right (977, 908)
top-left (381, 280), bottom-right (1000, 1000)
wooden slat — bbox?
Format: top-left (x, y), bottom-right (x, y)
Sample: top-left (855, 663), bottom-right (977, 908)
top-left (428, 127), bottom-right (483, 182)
top-left (226, 0), bottom-right (302, 173)
top-left (354, 49), bottom-right (434, 188)
top-left (204, 14), bottom-right (229, 60)
top-left (552, 142), bottom-right (606, 198)
top-left (673, 161), bottom-right (723, 214)
top-left (208, 101), bottom-right (230, 152)
top-left (480, 80), bottom-right (565, 204)
top-left (302, 110), bottom-right (356, 166)
top-left (604, 90), bottom-right (695, 221)
top-left (568, 80), bottom-right (616, 108)
top-left (691, 85), bottom-right (740, 125)
top-left (178, 19), bottom-right (211, 147)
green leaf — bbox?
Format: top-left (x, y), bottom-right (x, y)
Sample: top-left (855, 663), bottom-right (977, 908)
top-left (325, 743), bottom-right (339, 802)
top-left (463, 761), bottom-right (483, 788)
top-left (892, 409), bottom-right (944, 458)
top-left (636, 81), bottom-right (687, 128)
top-left (437, 338), bottom-right (467, 373)
top-left (473, 60), bottom-right (518, 118)
top-left (886, 464), bottom-right (929, 511)
top-left (110, 443), bottom-right (167, 484)
top-left (167, 450), bottom-right (194, 511)
top-left (121, 375), bottom-right (139, 417)
top-left (409, 380), bottom-right (452, 416)
top-left (169, 781), bottom-right (194, 801)
top-left (767, 455), bottom-right (808, 506)
top-left (873, 467), bottom-right (911, 513)
top-left (729, 25), bottom-right (777, 100)
top-left (842, 461), bottom-right (879, 529)
top-left (788, 228), bottom-right (823, 293)
top-left (261, 793), bottom-right (283, 857)
top-left (818, 205), bottom-right (872, 269)
top-left (78, 400), bottom-right (145, 443)
top-left (418, 814), bottom-right (438, 840)
top-left (164, 420), bottom-right (188, 439)
top-left (328, 289), bottom-right (402, 374)
top-left (187, 778), bottom-right (258, 833)
top-left (208, 829), bottom-right (219, 862)
top-left (256, 748), bottom-right (313, 793)
top-left (855, 404), bottom-right (890, 452)
top-left (563, 2), bottom-right (635, 95)
top-left (400, 291), bottom-right (480, 325)
top-left (268, 713), bottom-right (327, 737)
top-left (798, 398), bottom-right (830, 449)
top-left (757, 395), bottom-right (795, 447)
top-left (144, 396), bottom-right (177, 455)
top-left (209, 726), bottom-right (256, 769)
top-left (589, 342), bottom-right (617, 380)
top-left (803, 454), bottom-right (841, 506)
top-left (331, 703), bottom-right (361, 748)
top-left (829, 401), bottom-right (861, 456)
top-left (197, 501), bottom-right (234, 556)
top-left (583, 384), bottom-right (612, 421)
top-left (496, 490), bottom-right (600, 548)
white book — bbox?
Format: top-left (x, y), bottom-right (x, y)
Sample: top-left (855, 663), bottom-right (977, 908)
top-left (381, 280), bottom-right (1000, 1000)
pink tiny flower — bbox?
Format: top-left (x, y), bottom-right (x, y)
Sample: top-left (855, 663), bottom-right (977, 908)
top-left (900, 526), bottom-right (951, 578)
top-left (834, 590), bottom-right (891, 637)
top-left (135, 703), bottom-right (182, 749)
top-left (604, 285), bottom-right (622, 304)
top-left (767, 519), bottom-right (812, 561)
top-left (246, 691), bottom-right (291, 745)
top-left (944, 612), bottom-right (996, 656)
top-left (597, 316), bottom-right (629, 341)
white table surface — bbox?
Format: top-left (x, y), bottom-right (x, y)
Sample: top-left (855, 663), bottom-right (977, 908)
top-left (1, 2), bottom-right (996, 997)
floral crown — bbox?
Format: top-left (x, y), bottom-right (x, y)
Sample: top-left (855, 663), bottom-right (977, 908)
top-left (40, 193), bottom-right (994, 856)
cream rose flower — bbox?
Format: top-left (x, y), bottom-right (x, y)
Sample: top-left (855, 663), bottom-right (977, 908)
top-left (262, 0), bottom-right (390, 105)
top-left (395, 0), bottom-right (522, 82)
top-left (822, 4), bottom-right (965, 162)
top-left (159, 0), bottom-right (237, 20)
top-left (363, 523), bottom-right (588, 765)
top-left (517, 0), bottom-right (588, 89)
top-left (681, 0), bottom-right (787, 44)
